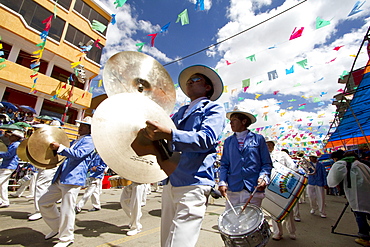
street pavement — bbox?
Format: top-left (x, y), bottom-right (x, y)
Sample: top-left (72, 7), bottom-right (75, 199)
top-left (0, 187), bottom-right (360, 247)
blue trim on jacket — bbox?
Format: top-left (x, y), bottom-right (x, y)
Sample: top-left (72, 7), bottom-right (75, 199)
top-left (308, 161), bottom-right (327, 187)
top-left (0, 141), bottom-right (20, 170)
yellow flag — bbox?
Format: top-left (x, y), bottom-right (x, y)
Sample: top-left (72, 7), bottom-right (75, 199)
top-left (98, 80), bottom-right (103, 87)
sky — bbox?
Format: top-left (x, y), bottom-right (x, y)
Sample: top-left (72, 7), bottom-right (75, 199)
top-left (91, 0), bottom-right (370, 152)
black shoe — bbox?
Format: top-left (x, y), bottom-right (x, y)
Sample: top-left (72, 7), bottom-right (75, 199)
top-left (88, 208), bottom-right (100, 212)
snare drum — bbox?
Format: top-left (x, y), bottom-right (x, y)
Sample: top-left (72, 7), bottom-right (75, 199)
top-left (218, 204), bottom-right (271, 247)
top-left (108, 175), bottom-right (120, 188)
top-left (118, 177), bottom-right (132, 187)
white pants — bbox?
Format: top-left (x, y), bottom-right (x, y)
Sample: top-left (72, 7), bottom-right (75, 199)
top-left (272, 212), bottom-right (296, 236)
top-left (120, 183), bottom-right (146, 231)
top-left (39, 179), bottom-right (81, 242)
top-left (226, 190), bottom-right (265, 209)
top-left (293, 203), bottom-right (300, 218)
top-left (14, 173), bottom-right (36, 197)
top-left (0, 169), bottom-right (14, 205)
top-left (77, 177), bottom-right (102, 209)
top-left (34, 168), bottom-right (57, 212)
top-left (307, 185), bottom-right (326, 214)
top-left (161, 182), bottom-right (211, 247)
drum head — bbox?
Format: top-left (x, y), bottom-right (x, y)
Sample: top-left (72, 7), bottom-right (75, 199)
top-left (218, 204), bottom-right (264, 236)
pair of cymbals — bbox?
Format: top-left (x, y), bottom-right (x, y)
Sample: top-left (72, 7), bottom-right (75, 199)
top-left (92, 93), bottom-right (172, 183)
top-left (17, 126), bottom-right (70, 169)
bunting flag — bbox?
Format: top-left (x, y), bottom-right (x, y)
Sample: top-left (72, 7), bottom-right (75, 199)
top-left (176, 9), bottom-right (189, 26)
top-left (246, 54), bottom-right (256, 62)
top-left (289, 27), bottom-right (304, 40)
top-left (161, 22), bottom-right (171, 33)
top-left (111, 14), bottom-right (117, 25)
top-left (114, 0), bottom-right (127, 8)
top-left (273, 90), bottom-right (279, 95)
top-left (339, 70), bottom-right (349, 79)
top-left (136, 42), bottom-right (145, 52)
top-left (242, 79), bottom-right (250, 88)
top-left (348, 1), bottom-right (365, 17)
top-left (333, 45), bottom-right (344, 51)
top-left (92, 20), bottom-right (107, 32)
top-left (255, 94), bottom-right (262, 99)
top-left (286, 65), bottom-right (294, 74)
top-left (147, 33), bottom-right (158, 47)
top-left (267, 70), bottom-right (278, 80)
top-left (223, 86), bottom-right (228, 93)
top-left (315, 17), bottom-right (330, 29)
top-left (296, 59), bottom-right (308, 69)
top-left (0, 37), bottom-right (6, 70)
top-left (93, 39), bottom-right (101, 49)
top-left (98, 80), bottom-right (103, 87)
top-left (195, 0), bottom-right (205, 10)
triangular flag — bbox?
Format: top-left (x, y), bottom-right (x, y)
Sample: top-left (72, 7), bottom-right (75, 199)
top-left (92, 20), bottom-right (107, 32)
top-left (147, 33), bottom-right (158, 47)
top-left (136, 42), bottom-right (145, 52)
top-left (176, 9), bottom-right (189, 26)
top-left (339, 70), bottom-right (349, 79)
top-left (286, 65), bottom-right (294, 74)
top-left (296, 59), bottom-right (308, 69)
top-left (114, 0), bottom-right (127, 8)
top-left (223, 86), bottom-right (228, 93)
top-left (42, 15), bottom-right (53, 32)
top-left (289, 27), bottom-right (304, 40)
top-left (160, 22), bottom-right (171, 33)
top-left (246, 55), bottom-right (256, 62)
top-left (242, 79), bottom-right (250, 88)
top-left (98, 80), bottom-right (103, 87)
top-left (195, 0), bottom-right (205, 10)
top-left (315, 17), bottom-right (330, 29)
top-left (333, 45), bottom-right (344, 51)
top-left (255, 94), bottom-right (261, 99)
top-left (348, 1), bottom-right (365, 17)
top-left (111, 14), bottom-right (117, 25)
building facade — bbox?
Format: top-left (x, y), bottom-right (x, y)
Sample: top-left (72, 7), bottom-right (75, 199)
top-left (0, 0), bottom-right (111, 123)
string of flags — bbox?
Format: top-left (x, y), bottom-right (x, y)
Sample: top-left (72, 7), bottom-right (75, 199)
top-left (0, 36), bottom-right (6, 70)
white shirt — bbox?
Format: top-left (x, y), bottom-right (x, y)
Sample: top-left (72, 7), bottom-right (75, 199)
top-left (270, 150), bottom-right (297, 171)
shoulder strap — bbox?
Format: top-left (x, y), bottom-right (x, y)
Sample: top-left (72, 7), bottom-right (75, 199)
top-left (346, 161), bottom-right (352, 188)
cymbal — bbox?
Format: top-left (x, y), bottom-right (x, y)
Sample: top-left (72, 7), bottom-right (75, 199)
top-left (103, 51), bottom-right (176, 114)
top-left (0, 140), bottom-right (7, 153)
top-left (26, 145), bottom-right (65, 169)
top-left (92, 93), bottom-right (173, 183)
top-left (16, 139), bottom-right (29, 162)
top-left (27, 126), bottom-right (70, 165)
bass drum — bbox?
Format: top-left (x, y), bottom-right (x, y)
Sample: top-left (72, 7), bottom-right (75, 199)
top-left (218, 204), bottom-right (271, 247)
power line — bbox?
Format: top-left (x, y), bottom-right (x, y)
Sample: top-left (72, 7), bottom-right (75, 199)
top-left (163, 0), bottom-right (308, 67)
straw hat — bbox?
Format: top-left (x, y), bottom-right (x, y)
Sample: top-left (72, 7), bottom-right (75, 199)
top-left (76, 116), bottom-right (92, 125)
top-left (264, 137), bottom-right (277, 144)
top-left (11, 130), bottom-right (24, 139)
top-left (308, 151), bottom-right (320, 158)
top-left (226, 106), bottom-right (256, 124)
top-left (178, 65), bottom-right (224, 101)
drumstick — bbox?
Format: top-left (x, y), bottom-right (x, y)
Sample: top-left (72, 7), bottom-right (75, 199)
top-left (224, 194), bottom-right (238, 215)
top-left (240, 175), bottom-right (266, 214)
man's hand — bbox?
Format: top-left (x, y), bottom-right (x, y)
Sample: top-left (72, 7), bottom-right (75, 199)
top-left (143, 120), bottom-right (172, 141)
top-left (218, 185), bottom-right (228, 197)
top-left (49, 142), bottom-right (60, 150)
top-left (91, 166), bottom-right (97, 172)
top-left (256, 178), bottom-right (267, 191)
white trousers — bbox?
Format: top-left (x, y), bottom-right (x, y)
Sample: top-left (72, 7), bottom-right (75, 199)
top-left (272, 212), bottom-right (296, 236)
top-left (77, 177), bottom-right (102, 209)
top-left (307, 185), bottom-right (326, 214)
top-left (0, 169), bottom-right (13, 205)
top-left (226, 190), bottom-right (265, 209)
top-left (39, 179), bottom-right (81, 242)
top-left (14, 173), bottom-right (36, 197)
top-left (161, 182), bottom-right (211, 247)
top-left (34, 168), bottom-right (57, 212)
top-left (120, 183), bottom-right (146, 231)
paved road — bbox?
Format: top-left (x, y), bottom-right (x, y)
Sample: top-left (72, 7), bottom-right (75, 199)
top-left (0, 188), bottom-right (360, 246)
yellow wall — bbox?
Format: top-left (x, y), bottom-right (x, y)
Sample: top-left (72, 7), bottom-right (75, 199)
top-left (1, 60), bottom-right (92, 107)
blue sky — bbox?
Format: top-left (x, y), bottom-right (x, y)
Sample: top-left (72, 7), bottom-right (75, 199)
top-left (92, 0), bottom-right (370, 151)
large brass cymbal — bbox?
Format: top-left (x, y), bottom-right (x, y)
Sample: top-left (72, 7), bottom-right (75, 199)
top-left (16, 139), bottom-right (29, 162)
top-left (92, 93), bottom-right (172, 183)
top-left (27, 126), bottom-right (70, 165)
top-left (26, 146), bottom-right (65, 169)
top-left (103, 51), bottom-right (176, 115)
top-left (0, 140), bottom-right (7, 153)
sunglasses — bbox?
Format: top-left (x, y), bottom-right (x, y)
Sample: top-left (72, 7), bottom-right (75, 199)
top-left (186, 77), bottom-right (202, 84)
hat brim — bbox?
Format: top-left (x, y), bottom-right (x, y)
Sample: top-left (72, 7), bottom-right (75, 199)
top-left (178, 65), bottom-right (223, 101)
top-left (226, 111), bottom-right (257, 124)
top-left (75, 120), bottom-right (91, 125)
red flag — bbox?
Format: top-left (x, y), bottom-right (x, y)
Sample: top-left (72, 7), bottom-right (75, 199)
top-left (42, 15), bottom-right (53, 32)
top-left (147, 33), bottom-right (158, 47)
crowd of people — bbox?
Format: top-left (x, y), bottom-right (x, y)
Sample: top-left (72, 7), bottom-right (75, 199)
top-left (0, 65), bottom-right (370, 247)
top-left (0, 103), bottom-right (36, 125)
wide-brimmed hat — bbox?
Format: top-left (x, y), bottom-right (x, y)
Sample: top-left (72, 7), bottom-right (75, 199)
top-left (11, 130), bottom-right (24, 139)
top-left (49, 120), bottom-right (61, 127)
top-left (226, 106), bottom-right (257, 124)
top-left (264, 137), bottom-right (277, 144)
top-left (178, 65), bottom-right (224, 101)
top-left (76, 116), bottom-right (92, 125)
top-left (308, 151), bottom-right (320, 158)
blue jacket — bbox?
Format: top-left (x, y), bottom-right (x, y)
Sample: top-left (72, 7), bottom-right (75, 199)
top-left (52, 135), bottom-right (95, 186)
top-left (169, 98), bottom-right (226, 187)
top-left (308, 161), bottom-right (327, 187)
top-left (88, 153), bottom-right (107, 179)
top-left (0, 141), bottom-right (20, 170)
top-left (219, 131), bottom-right (272, 192)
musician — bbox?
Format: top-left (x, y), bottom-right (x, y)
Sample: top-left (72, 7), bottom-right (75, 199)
top-left (218, 107), bottom-right (272, 208)
top-left (307, 152), bottom-right (328, 218)
top-left (0, 130), bottom-right (24, 208)
top-left (75, 152), bottom-right (107, 213)
top-left (266, 138), bottom-right (297, 241)
top-left (143, 65), bottom-right (226, 247)
top-left (120, 182), bottom-right (148, 236)
top-left (328, 151), bottom-right (370, 247)
top-left (39, 117), bottom-right (95, 247)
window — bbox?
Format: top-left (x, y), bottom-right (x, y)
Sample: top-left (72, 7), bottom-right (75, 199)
top-left (73, 0), bottom-right (109, 36)
top-left (0, 0), bottom-right (65, 42)
top-left (50, 65), bottom-right (85, 90)
top-left (65, 24), bottom-right (103, 64)
top-left (16, 50), bottom-right (48, 75)
top-left (53, 0), bottom-right (72, 11)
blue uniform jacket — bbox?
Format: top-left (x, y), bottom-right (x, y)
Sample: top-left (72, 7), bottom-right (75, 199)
top-left (52, 135), bottom-right (95, 186)
top-left (0, 141), bottom-right (20, 170)
top-left (169, 98), bottom-right (226, 187)
top-left (308, 161), bottom-right (327, 187)
top-left (88, 153), bottom-right (107, 179)
top-left (219, 132), bottom-right (272, 192)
